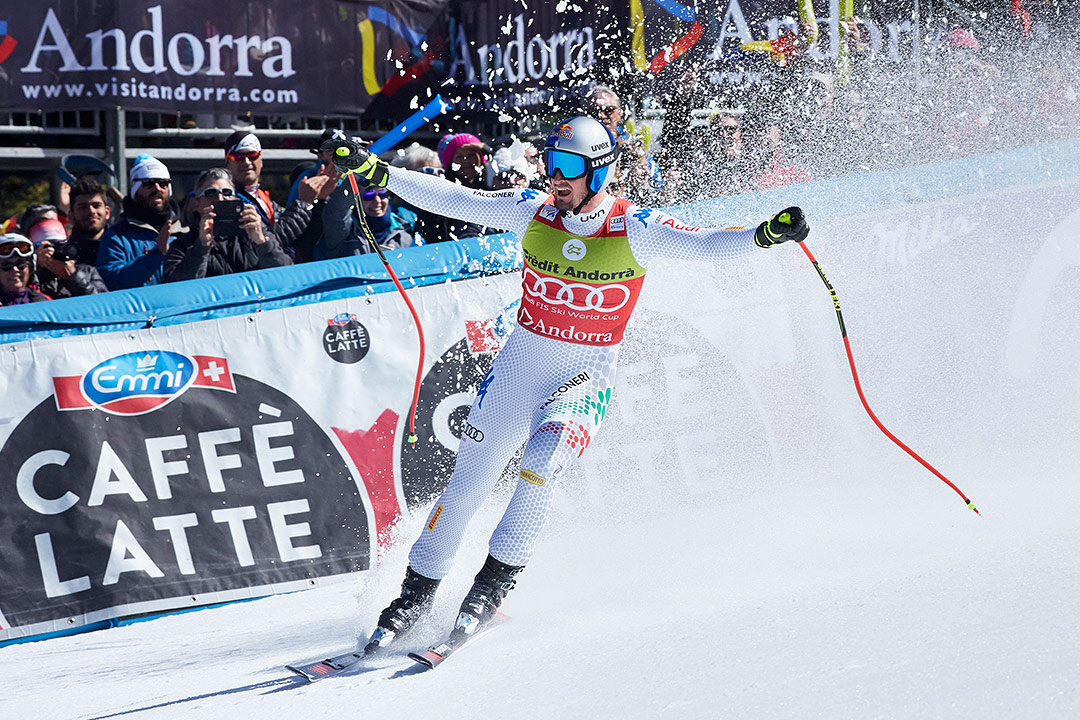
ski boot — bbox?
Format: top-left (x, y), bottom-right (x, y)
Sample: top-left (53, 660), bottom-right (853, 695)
top-left (453, 554), bottom-right (524, 637)
top-left (364, 566), bottom-right (440, 654)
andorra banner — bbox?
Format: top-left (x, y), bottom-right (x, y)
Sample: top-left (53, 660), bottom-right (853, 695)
top-left (0, 0), bottom-right (451, 116)
top-left (0, 271), bottom-right (522, 642)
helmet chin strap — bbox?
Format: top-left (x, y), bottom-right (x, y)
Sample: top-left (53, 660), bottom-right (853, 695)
top-left (572, 188), bottom-right (596, 215)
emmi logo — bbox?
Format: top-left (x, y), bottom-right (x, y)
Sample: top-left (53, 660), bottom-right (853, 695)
top-left (80, 351), bottom-right (196, 415)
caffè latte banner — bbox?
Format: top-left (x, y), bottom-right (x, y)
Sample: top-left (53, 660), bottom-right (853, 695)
top-left (0, 268), bottom-right (523, 642)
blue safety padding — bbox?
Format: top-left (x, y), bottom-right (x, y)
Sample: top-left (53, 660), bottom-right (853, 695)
top-left (0, 234), bottom-right (523, 344)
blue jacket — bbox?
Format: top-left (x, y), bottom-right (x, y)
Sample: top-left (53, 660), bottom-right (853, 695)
top-left (97, 217), bottom-right (182, 290)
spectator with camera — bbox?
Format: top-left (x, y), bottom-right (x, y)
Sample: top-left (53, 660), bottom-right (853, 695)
top-left (164, 168), bottom-right (292, 282)
top-left (97, 154), bottom-right (185, 290)
top-left (0, 234), bottom-right (51, 306)
top-left (28, 217), bottom-right (108, 298)
top-left (224, 130), bottom-right (326, 256)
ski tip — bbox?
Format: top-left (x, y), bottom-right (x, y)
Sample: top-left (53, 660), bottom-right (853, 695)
top-left (408, 650), bottom-right (440, 669)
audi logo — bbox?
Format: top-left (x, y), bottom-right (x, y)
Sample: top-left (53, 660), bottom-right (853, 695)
top-left (462, 422), bottom-right (485, 442)
top-left (522, 268), bottom-right (630, 312)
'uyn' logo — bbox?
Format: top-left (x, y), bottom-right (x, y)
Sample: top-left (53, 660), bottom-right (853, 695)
top-left (52, 351), bottom-right (235, 416)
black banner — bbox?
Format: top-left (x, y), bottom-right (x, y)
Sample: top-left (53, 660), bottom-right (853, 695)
top-left (0, 0), bottom-right (450, 116)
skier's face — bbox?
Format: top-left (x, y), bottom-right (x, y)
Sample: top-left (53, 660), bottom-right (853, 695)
top-left (549, 169), bottom-right (587, 212)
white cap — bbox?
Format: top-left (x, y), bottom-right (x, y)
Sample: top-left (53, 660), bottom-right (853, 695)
top-left (129, 154), bottom-right (171, 197)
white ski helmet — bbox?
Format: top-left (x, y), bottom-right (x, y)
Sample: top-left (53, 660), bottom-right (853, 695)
top-left (544, 116), bottom-right (620, 195)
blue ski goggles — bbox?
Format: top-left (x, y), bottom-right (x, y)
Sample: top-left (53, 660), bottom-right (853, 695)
top-left (544, 149), bottom-right (588, 180)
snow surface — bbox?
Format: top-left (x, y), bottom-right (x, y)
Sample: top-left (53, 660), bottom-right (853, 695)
top-left (3, 148), bottom-right (1080, 719)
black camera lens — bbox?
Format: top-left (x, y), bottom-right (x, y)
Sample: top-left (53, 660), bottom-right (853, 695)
top-left (54, 242), bottom-right (80, 262)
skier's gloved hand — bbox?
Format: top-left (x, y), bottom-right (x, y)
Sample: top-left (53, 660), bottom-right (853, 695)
top-left (755, 206), bottom-right (809, 247)
top-left (323, 136), bottom-right (389, 188)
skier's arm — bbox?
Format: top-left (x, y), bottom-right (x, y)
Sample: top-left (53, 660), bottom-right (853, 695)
top-left (327, 137), bottom-right (543, 238)
top-left (383, 165), bottom-right (540, 237)
top-left (626, 205), bottom-right (808, 265)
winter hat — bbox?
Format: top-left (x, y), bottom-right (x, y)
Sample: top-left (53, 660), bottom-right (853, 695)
top-left (28, 218), bottom-right (67, 246)
top-left (437, 133), bottom-right (485, 170)
top-left (224, 130), bottom-right (262, 157)
top-left (129, 154), bottom-right (171, 198)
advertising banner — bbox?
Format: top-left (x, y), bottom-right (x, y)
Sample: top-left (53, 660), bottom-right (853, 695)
top-left (0, 271), bottom-right (522, 641)
top-left (0, 0), bottom-right (450, 116)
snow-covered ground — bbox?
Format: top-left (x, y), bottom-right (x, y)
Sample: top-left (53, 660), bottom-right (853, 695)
top-left (3, 145), bottom-right (1079, 719)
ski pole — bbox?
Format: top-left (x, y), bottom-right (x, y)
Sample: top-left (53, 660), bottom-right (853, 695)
top-left (346, 173), bottom-right (426, 444)
top-left (797, 238), bottom-right (979, 514)
top-left (336, 94), bottom-right (450, 445)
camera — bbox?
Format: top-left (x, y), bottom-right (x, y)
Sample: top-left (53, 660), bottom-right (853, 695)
top-left (51, 241), bottom-right (80, 262)
top-left (213, 199), bottom-right (243, 236)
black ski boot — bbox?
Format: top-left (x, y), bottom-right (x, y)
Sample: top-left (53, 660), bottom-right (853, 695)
top-left (364, 567), bottom-right (440, 653)
top-left (454, 554), bottom-right (524, 636)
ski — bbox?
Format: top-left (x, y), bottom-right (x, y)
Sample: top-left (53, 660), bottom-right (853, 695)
top-left (285, 648), bottom-right (370, 682)
top-left (408, 611), bottom-right (510, 670)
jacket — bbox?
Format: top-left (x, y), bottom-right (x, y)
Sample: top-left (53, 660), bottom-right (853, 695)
top-left (163, 227), bottom-right (292, 282)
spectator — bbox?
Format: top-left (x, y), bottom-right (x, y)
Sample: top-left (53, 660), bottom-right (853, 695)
top-left (584, 85), bottom-right (665, 203)
top-left (437, 133), bottom-right (489, 190)
top-left (0, 234), bottom-right (50, 306)
top-left (287, 128), bottom-right (347, 206)
top-left (224, 130), bottom-right (325, 256)
top-left (164, 168), bottom-right (292, 281)
top-left (19, 203), bottom-right (63, 236)
top-left (97, 154), bottom-right (184, 290)
top-left (388, 142), bottom-right (443, 242)
top-left (321, 185), bottom-right (414, 257)
top-left (28, 217), bottom-right (108, 298)
top-left (743, 108), bottom-right (813, 191)
top-left (67, 176), bottom-right (113, 266)
top-left (402, 133), bottom-right (491, 241)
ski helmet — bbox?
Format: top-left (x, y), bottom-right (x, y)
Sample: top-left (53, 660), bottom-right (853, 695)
top-left (544, 116), bottom-right (620, 195)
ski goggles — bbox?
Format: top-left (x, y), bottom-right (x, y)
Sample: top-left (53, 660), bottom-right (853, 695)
top-left (544, 149), bottom-right (587, 180)
top-left (362, 188), bottom-right (390, 201)
top-left (0, 237), bottom-right (34, 259)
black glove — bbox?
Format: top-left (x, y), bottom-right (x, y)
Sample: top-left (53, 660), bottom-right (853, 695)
top-left (322, 136), bottom-right (389, 188)
top-left (755, 206), bottom-right (809, 247)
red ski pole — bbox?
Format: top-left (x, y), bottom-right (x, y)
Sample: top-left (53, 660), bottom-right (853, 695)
top-left (347, 173), bottom-right (426, 444)
top-left (797, 239), bottom-right (979, 514)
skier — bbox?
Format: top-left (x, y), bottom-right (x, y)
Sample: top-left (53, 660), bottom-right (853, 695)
top-left (327, 116), bottom-right (808, 652)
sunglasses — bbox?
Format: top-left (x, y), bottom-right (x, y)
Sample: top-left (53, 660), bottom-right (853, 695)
top-left (0, 240), bottom-right (34, 259)
top-left (195, 187), bottom-right (235, 199)
top-left (544, 149), bottom-right (588, 180)
top-left (421, 166), bottom-right (445, 177)
top-left (362, 188), bottom-right (390, 201)
top-left (0, 259), bottom-right (30, 272)
top-left (141, 178), bottom-right (171, 188)
top-left (227, 151), bottom-right (262, 162)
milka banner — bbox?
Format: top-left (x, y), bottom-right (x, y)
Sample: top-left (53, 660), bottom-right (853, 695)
top-left (0, 0), bottom-right (450, 116)
top-left (0, 270), bottom-right (522, 641)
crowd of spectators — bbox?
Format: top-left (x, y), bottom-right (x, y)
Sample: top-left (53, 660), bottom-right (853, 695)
top-left (2, 10), bottom-right (1076, 308)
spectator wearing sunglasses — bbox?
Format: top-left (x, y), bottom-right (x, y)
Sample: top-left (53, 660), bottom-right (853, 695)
top-left (164, 168), bottom-right (292, 282)
top-left (321, 186), bottom-right (414, 258)
top-left (97, 154), bottom-right (185, 290)
top-left (388, 143), bottom-right (444, 242)
top-left (224, 131), bottom-right (326, 259)
top-left (0, 234), bottom-right (51, 306)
